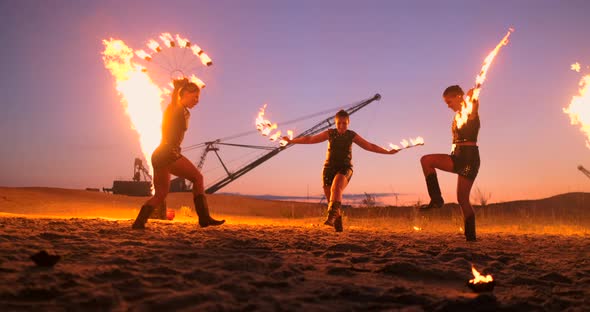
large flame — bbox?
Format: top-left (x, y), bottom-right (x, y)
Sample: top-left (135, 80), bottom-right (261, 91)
top-left (456, 28), bottom-right (514, 128)
top-left (469, 265), bottom-right (494, 284)
top-left (102, 39), bottom-right (163, 176)
top-left (564, 65), bottom-right (590, 148)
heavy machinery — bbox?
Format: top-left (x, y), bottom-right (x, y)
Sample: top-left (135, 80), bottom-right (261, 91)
top-left (578, 165), bottom-right (590, 179)
top-left (103, 158), bottom-right (152, 196)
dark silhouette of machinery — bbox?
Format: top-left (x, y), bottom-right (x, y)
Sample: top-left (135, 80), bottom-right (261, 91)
top-left (578, 165), bottom-right (590, 179)
top-left (103, 158), bottom-right (152, 196)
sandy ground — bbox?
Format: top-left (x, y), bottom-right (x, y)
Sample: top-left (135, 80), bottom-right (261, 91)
top-left (0, 188), bottom-right (589, 311)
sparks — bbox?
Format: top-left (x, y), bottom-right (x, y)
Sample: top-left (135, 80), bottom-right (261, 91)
top-left (571, 62), bottom-right (581, 73)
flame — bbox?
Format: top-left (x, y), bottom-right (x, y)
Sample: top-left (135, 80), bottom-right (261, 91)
top-left (200, 52), bottom-right (213, 66)
top-left (147, 39), bottom-right (162, 53)
top-left (410, 136), bottom-right (425, 145)
top-left (279, 130), bottom-right (294, 147)
top-left (135, 50), bottom-right (152, 61)
top-left (456, 28), bottom-right (514, 128)
top-left (400, 139), bottom-right (409, 148)
top-left (255, 104), bottom-right (276, 136)
top-left (102, 39), bottom-right (163, 178)
top-left (269, 130), bottom-right (282, 141)
top-left (571, 62), bottom-right (581, 73)
top-left (469, 265), bottom-right (494, 284)
top-left (389, 143), bottom-right (400, 151)
top-left (563, 70), bottom-right (590, 148)
top-left (413, 226), bottom-right (422, 231)
top-left (159, 33), bottom-right (175, 48)
top-left (190, 44), bottom-right (203, 56)
top-left (175, 34), bottom-right (190, 47)
top-left (189, 74), bottom-right (206, 89)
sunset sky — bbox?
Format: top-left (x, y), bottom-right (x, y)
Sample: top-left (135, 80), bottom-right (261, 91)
top-left (2, 0), bottom-right (590, 205)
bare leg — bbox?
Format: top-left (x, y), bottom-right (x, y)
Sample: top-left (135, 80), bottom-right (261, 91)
top-left (324, 174), bottom-right (349, 232)
top-left (169, 156), bottom-right (224, 227)
top-left (329, 174), bottom-right (349, 203)
top-left (323, 186), bottom-right (331, 205)
top-left (419, 154), bottom-right (454, 209)
top-left (457, 175), bottom-right (476, 241)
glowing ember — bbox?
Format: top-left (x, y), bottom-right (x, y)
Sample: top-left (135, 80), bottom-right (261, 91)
top-left (102, 39), bottom-right (164, 177)
top-left (571, 62), bottom-right (581, 73)
top-left (563, 67), bottom-right (590, 148)
top-left (469, 265), bottom-right (494, 284)
top-left (456, 28), bottom-right (514, 128)
top-left (413, 226), bottom-right (423, 231)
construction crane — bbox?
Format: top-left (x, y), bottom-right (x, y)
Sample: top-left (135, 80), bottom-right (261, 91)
top-left (197, 93), bottom-right (381, 194)
top-left (578, 165), bottom-right (590, 179)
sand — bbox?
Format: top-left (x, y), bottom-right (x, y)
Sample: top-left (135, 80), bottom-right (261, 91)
top-left (0, 188), bottom-right (589, 311)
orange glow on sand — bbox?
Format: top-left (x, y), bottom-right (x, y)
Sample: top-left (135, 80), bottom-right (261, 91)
top-left (456, 28), bottom-right (514, 128)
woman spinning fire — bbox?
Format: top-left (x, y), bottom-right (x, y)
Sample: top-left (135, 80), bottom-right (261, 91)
top-left (282, 110), bottom-right (398, 232)
top-left (132, 78), bottom-right (225, 229)
top-left (419, 85), bottom-right (480, 241)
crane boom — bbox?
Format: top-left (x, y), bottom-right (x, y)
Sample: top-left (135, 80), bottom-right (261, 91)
top-left (205, 93), bottom-right (381, 194)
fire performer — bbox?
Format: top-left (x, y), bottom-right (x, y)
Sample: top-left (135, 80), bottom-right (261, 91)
top-left (132, 78), bottom-right (225, 229)
top-left (419, 86), bottom-right (479, 241)
top-left (282, 110), bottom-right (399, 232)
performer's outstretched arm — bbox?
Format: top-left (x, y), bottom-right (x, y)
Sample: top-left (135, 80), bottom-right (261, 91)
top-left (353, 134), bottom-right (398, 155)
top-left (467, 88), bottom-right (480, 119)
top-left (283, 130), bottom-right (329, 145)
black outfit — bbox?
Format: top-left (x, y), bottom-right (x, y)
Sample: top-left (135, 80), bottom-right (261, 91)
top-left (322, 129), bottom-right (356, 187)
top-left (450, 114), bottom-right (480, 180)
top-left (151, 104), bottom-right (190, 169)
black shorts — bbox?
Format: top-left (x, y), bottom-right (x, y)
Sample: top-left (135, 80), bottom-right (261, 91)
top-left (450, 146), bottom-right (480, 180)
top-left (151, 145), bottom-right (183, 169)
top-left (323, 166), bottom-right (353, 187)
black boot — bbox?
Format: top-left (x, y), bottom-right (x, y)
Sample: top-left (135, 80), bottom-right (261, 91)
top-left (324, 201), bottom-right (343, 232)
top-left (132, 205), bottom-right (154, 229)
top-left (419, 173), bottom-right (444, 210)
top-left (464, 215), bottom-right (476, 242)
top-left (194, 194), bottom-right (225, 228)
top-left (149, 200), bottom-right (167, 220)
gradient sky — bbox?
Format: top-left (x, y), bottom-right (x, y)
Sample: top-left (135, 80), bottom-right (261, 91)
top-left (2, 0), bottom-right (590, 205)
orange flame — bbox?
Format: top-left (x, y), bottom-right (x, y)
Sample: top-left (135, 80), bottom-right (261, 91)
top-left (563, 67), bottom-right (590, 148)
top-left (175, 34), bottom-right (190, 48)
top-left (189, 74), bottom-right (206, 89)
top-left (469, 265), bottom-right (493, 284)
top-left (269, 130), bottom-right (282, 141)
top-left (102, 39), bottom-right (164, 178)
top-left (135, 49), bottom-right (152, 61)
top-left (279, 130), bottom-right (294, 147)
top-left (147, 39), bottom-right (162, 53)
top-left (413, 226), bottom-right (423, 231)
top-left (456, 28), bottom-right (514, 128)
top-left (159, 33), bottom-right (175, 48)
